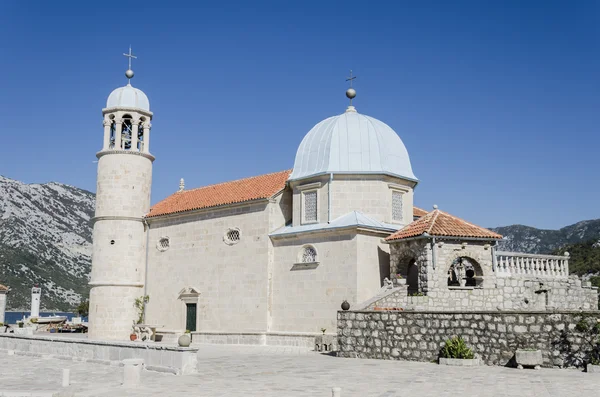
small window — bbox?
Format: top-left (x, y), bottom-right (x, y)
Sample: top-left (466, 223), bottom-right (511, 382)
top-left (224, 228), bottom-right (241, 245)
top-left (392, 190), bottom-right (403, 222)
top-left (303, 190), bottom-right (318, 223)
top-left (157, 237), bottom-right (170, 252)
top-left (301, 246), bottom-right (317, 263)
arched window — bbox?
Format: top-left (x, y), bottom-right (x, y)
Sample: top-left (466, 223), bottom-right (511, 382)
top-left (137, 123), bottom-right (144, 151)
top-left (121, 115), bottom-right (133, 150)
top-left (109, 119), bottom-right (116, 149)
top-left (301, 246), bottom-right (317, 263)
top-left (448, 257), bottom-right (482, 287)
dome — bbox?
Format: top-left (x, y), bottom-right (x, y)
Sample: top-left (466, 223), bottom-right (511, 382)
top-left (289, 107), bottom-right (417, 182)
top-left (106, 83), bottom-right (150, 111)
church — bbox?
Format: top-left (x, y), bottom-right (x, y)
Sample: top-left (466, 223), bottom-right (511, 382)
top-left (87, 54), bottom-right (597, 345)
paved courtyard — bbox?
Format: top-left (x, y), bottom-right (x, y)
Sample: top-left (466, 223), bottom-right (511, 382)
top-left (0, 344), bottom-right (598, 396)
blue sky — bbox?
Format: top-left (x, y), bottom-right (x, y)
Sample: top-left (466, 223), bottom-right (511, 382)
top-left (0, 0), bottom-right (598, 229)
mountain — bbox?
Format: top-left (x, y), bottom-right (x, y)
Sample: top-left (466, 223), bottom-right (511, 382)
top-left (1, 172), bottom-right (599, 312)
top-left (0, 176), bottom-right (94, 311)
top-left (491, 219), bottom-right (600, 254)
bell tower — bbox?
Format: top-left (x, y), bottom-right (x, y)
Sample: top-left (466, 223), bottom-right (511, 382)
top-left (88, 47), bottom-right (154, 340)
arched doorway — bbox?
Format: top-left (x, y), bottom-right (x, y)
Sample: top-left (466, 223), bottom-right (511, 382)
top-left (407, 259), bottom-right (419, 294)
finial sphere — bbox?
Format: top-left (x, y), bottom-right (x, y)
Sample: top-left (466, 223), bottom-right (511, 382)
top-left (125, 69), bottom-right (134, 79)
top-left (346, 88), bottom-right (356, 99)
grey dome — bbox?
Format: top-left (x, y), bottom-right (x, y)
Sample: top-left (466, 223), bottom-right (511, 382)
top-left (289, 108), bottom-right (417, 182)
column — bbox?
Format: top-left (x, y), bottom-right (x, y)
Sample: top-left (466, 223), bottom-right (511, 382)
top-left (114, 119), bottom-right (123, 149)
top-left (143, 122), bottom-right (151, 153)
top-left (0, 291), bottom-right (7, 325)
top-left (103, 119), bottom-right (111, 150)
top-left (132, 121), bottom-right (139, 152)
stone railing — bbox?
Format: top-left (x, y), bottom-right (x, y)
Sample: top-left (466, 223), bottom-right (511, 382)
top-left (495, 251), bottom-right (569, 278)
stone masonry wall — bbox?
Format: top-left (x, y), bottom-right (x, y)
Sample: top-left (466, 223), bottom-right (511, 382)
top-left (337, 310), bottom-right (600, 367)
top-left (389, 240), bottom-right (598, 311)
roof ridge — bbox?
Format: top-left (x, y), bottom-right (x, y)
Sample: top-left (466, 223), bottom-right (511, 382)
top-left (183, 169), bottom-right (292, 193)
top-left (425, 209), bottom-right (440, 234)
top-left (437, 209), bottom-right (494, 233)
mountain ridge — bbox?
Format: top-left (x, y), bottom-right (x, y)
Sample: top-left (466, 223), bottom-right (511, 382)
top-left (490, 218), bottom-right (600, 254)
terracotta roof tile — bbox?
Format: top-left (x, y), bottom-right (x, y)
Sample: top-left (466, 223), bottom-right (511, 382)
top-left (386, 209), bottom-right (503, 241)
top-left (413, 206), bottom-right (428, 217)
top-left (147, 170), bottom-right (291, 218)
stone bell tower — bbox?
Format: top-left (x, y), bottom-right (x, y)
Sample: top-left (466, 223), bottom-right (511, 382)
top-left (88, 47), bottom-right (154, 340)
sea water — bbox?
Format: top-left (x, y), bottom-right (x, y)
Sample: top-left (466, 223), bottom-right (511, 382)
top-left (3, 312), bottom-right (86, 324)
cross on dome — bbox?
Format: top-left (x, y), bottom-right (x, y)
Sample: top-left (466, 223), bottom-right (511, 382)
top-left (123, 45), bottom-right (137, 83)
top-left (345, 69), bottom-right (357, 109)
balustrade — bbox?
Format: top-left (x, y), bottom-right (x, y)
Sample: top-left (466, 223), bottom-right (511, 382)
top-left (495, 251), bottom-right (569, 278)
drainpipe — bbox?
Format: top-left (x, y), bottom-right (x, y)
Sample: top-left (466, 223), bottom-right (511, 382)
top-left (327, 173), bottom-right (333, 223)
top-left (491, 242), bottom-right (498, 272)
top-left (142, 218), bottom-right (150, 323)
top-left (431, 237), bottom-right (437, 270)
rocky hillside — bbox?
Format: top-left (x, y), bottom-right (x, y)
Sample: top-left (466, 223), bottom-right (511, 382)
top-left (491, 219), bottom-right (600, 254)
top-left (0, 172), bottom-right (598, 312)
top-left (0, 176), bottom-right (94, 311)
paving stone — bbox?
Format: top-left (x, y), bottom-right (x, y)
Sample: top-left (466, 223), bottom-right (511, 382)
top-left (0, 344), bottom-right (596, 396)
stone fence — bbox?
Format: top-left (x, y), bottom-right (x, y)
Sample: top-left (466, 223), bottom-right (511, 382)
top-left (0, 333), bottom-right (198, 375)
top-left (337, 310), bottom-right (600, 368)
top-left (496, 251), bottom-right (569, 278)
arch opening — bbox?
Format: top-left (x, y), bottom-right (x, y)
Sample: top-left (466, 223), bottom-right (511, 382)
top-left (447, 256), bottom-right (483, 288)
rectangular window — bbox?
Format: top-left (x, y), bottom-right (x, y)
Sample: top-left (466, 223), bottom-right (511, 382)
top-left (392, 190), bottom-right (403, 222)
top-left (304, 190), bottom-right (318, 223)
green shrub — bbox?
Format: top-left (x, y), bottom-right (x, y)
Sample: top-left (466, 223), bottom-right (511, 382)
top-left (575, 314), bottom-right (600, 366)
top-left (440, 336), bottom-right (474, 359)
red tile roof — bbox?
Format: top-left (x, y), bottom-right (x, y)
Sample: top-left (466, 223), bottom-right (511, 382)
top-left (148, 170), bottom-right (291, 218)
top-left (386, 208), bottom-right (503, 241)
top-left (413, 206), bottom-right (428, 217)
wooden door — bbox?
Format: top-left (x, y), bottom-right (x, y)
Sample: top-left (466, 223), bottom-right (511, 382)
top-left (185, 303), bottom-right (197, 332)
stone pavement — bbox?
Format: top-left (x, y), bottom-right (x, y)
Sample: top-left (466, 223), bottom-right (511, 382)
top-left (0, 344), bottom-right (598, 396)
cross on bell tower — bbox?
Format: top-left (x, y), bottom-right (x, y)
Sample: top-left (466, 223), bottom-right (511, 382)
top-left (123, 45), bottom-right (137, 82)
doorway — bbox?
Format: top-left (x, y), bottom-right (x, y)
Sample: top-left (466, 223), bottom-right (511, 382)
top-left (185, 303), bottom-right (197, 332)
top-left (407, 259), bottom-right (419, 294)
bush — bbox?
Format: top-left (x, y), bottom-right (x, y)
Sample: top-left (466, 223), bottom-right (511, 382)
top-left (440, 336), bottom-right (475, 359)
top-left (76, 300), bottom-right (89, 317)
top-left (575, 314), bottom-right (600, 366)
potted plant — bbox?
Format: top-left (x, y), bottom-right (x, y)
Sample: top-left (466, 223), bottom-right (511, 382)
top-left (395, 274), bottom-right (406, 286)
top-left (133, 295), bottom-right (150, 325)
top-left (178, 330), bottom-right (191, 347)
top-left (321, 328), bottom-right (326, 335)
top-left (439, 336), bottom-right (479, 366)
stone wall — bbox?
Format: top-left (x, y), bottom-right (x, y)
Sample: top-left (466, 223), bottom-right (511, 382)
top-left (288, 174), bottom-right (415, 228)
top-left (388, 240), bottom-right (598, 311)
top-left (0, 334), bottom-right (198, 375)
top-left (337, 310), bottom-right (600, 367)
top-left (360, 278), bottom-right (598, 312)
top-left (146, 200), bottom-right (274, 333)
